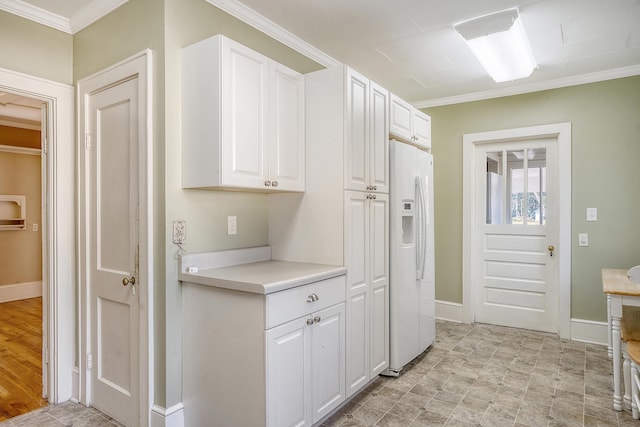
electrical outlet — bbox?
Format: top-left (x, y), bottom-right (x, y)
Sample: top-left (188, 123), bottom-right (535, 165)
top-left (578, 233), bottom-right (588, 247)
top-left (32, 223), bottom-right (38, 232)
top-left (228, 216), bottom-right (237, 235)
top-left (173, 220), bottom-right (186, 244)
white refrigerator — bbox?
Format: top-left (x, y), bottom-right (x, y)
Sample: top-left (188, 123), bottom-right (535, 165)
top-left (385, 139), bottom-right (435, 376)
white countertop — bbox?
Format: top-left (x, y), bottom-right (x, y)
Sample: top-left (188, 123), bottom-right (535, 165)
top-left (178, 246), bottom-right (346, 294)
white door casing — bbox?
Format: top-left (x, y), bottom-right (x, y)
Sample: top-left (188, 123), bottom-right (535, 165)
top-left (78, 51), bottom-right (152, 427)
top-left (462, 123), bottom-right (571, 338)
top-left (0, 67), bottom-right (74, 403)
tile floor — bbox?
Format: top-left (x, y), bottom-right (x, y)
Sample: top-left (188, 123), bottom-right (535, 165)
top-left (0, 321), bottom-right (630, 427)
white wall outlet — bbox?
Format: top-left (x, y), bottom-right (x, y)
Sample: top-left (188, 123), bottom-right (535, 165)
top-left (586, 207), bottom-right (598, 222)
top-left (578, 233), bottom-right (589, 247)
top-left (228, 216), bottom-right (237, 235)
top-left (173, 220), bottom-right (186, 244)
top-left (32, 223), bottom-right (38, 232)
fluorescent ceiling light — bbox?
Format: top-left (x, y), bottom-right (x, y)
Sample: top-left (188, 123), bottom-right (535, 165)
top-left (455, 9), bottom-right (537, 83)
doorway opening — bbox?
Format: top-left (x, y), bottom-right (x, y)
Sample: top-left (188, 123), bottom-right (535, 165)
top-left (0, 66), bottom-right (75, 415)
top-left (0, 92), bottom-right (47, 421)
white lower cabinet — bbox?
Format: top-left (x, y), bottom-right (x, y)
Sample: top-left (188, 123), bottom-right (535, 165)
top-left (266, 303), bottom-right (345, 426)
top-left (344, 191), bottom-right (389, 397)
top-left (182, 274), bottom-right (345, 427)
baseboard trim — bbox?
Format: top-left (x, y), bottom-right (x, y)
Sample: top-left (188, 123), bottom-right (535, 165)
top-left (0, 281), bottom-right (42, 303)
top-left (150, 403), bottom-right (185, 427)
top-left (435, 300), bottom-right (464, 323)
top-left (434, 302), bottom-right (607, 345)
top-left (570, 318), bottom-right (608, 346)
top-left (72, 367), bottom-right (79, 402)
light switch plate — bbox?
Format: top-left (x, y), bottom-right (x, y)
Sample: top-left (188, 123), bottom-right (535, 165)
top-left (228, 216), bottom-right (237, 235)
top-left (586, 208), bottom-right (597, 222)
top-left (578, 233), bottom-right (588, 247)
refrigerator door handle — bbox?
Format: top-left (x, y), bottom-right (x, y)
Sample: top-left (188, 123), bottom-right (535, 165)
top-left (415, 176), bottom-right (427, 280)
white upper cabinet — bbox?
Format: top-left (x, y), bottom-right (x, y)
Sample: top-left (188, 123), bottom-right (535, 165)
top-left (345, 68), bottom-right (389, 194)
top-left (182, 35), bottom-right (304, 192)
top-left (389, 93), bottom-right (431, 150)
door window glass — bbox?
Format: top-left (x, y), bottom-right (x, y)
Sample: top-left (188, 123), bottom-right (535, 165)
top-left (486, 148), bottom-right (546, 225)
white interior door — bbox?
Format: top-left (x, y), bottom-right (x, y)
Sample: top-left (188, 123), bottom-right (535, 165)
top-left (87, 77), bottom-right (140, 426)
top-left (474, 139), bottom-right (559, 332)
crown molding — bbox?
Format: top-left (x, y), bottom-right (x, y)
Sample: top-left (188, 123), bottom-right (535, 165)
top-left (0, 0), bottom-right (129, 34)
top-left (0, 0), bottom-right (70, 33)
top-left (69, 0), bottom-right (129, 33)
top-left (205, 0), bottom-right (340, 68)
top-left (414, 64), bottom-right (640, 108)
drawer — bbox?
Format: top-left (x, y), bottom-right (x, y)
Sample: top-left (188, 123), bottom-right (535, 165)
top-left (265, 275), bottom-right (345, 329)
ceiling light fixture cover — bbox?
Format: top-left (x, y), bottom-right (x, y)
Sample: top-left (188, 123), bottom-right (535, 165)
top-left (455, 9), bottom-right (537, 83)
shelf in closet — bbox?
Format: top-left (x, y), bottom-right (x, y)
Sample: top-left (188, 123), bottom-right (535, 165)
top-left (0, 195), bottom-right (26, 230)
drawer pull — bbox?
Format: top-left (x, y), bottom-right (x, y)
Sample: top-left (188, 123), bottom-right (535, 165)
top-left (313, 316), bottom-right (321, 324)
top-left (306, 293), bottom-right (319, 303)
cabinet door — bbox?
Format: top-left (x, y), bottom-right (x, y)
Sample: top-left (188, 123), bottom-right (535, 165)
top-left (345, 68), bottom-right (369, 192)
top-left (369, 194), bottom-right (389, 376)
top-left (266, 317), bottom-right (311, 427)
top-left (344, 191), bottom-right (369, 396)
top-left (311, 303), bottom-right (345, 423)
top-left (370, 82), bottom-right (389, 194)
top-left (221, 38), bottom-right (269, 188)
top-left (389, 94), bottom-right (412, 142)
top-left (412, 110), bottom-right (432, 150)
top-left (269, 62), bottom-right (305, 191)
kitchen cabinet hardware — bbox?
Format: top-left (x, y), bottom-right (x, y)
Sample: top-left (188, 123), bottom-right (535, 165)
top-left (306, 293), bottom-right (319, 302)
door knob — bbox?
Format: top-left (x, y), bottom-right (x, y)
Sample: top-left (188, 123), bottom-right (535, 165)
top-left (548, 245), bottom-right (555, 257)
top-left (122, 276), bottom-right (136, 286)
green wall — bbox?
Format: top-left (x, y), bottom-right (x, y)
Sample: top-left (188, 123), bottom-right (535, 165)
top-left (425, 76), bottom-right (640, 321)
top-left (0, 11), bottom-right (72, 84)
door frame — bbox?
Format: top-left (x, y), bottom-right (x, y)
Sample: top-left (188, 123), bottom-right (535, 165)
top-left (77, 50), bottom-right (153, 426)
top-left (0, 67), bottom-right (74, 402)
top-left (462, 123), bottom-right (571, 338)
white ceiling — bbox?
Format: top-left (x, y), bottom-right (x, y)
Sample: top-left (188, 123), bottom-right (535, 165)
top-left (1, 0), bottom-right (639, 107)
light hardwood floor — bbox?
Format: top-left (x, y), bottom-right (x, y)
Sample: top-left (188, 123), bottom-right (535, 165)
top-left (0, 297), bottom-right (47, 421)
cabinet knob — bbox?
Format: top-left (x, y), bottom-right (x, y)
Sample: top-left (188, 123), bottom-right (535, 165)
top-left (372, 194), bottom-right (377, 199)
top-left (372, 185), bottom-right (377, 190)
top-left (313, 316), bottom-right (321, 324)
top-left (272, 181), bottom-right (278, 187)
top-left (306, 318), bottom-right (314, 326)
top-left (264, 180), bottom-right (272, 187)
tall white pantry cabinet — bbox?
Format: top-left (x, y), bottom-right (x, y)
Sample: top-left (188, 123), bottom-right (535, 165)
top-left (269, 65), bottom-right (390, 398)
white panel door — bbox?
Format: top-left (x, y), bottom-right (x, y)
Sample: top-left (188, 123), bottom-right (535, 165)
top-left (389, 94), bottom-right (412, 141)
top-left (88, 77), bottom-right (140, 427)
top-left (344, 191), bottom-right (369, 396)
top-left (269, 62), bottom-right (305, 191)
top-left (345, 68), bottom-right (369, 192)
top-left (369, 82), bottom-right (389, 194)
top-left (222, 39), bottom-right (269, 188)
top-left (412, 110), bottom-right (431, 150)
top-left (266, 316), bottom-right (311, 427)
top-left (475, 140), bottom-right (559, 332)
top-left (369, 194), bottom-right (389, 376)
top-left (311, 303), bottom-right (345, 423)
